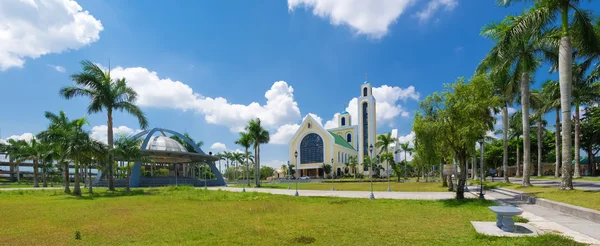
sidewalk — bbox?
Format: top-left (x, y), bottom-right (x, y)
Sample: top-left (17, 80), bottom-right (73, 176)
top-left (469, 186), bottom-right (600, 245)
top-left (208, 186), bottom-right (474, 200)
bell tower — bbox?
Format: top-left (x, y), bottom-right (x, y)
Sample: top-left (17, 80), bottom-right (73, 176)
top-left (358, 81), bottom-right (377, 169)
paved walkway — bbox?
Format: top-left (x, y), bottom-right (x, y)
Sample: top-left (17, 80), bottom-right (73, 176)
top-left (508, 177), bottom-right (600, 191)
top-left (0, 187), bottom-right (61, 191)
top-left (208, 186), bottom-right (473, 200)
top-left (469, 186), bottom-right (600, 245)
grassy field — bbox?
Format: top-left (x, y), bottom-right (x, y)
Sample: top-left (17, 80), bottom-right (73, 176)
top-left (0, 187), bottom-right (581, 245)
top-left (249, 181), bottom-right (449, 192)
top-left (482, 181), bottom-right (600, 211)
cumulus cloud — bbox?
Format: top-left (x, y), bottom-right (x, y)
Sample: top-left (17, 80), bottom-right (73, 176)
top-left (288, 0), bottom-right (415, 39)
top-left (108, 66), bottom-right (301, 133)
top-left (0, 133), bottom-right (35, 144)
top-left (90, 125), bottom-right (142, 144)
top-left (322, 85), bottom-right (420, 129)
top-left (210, 142), bottom-right (227, 152)
top-left (0, 0), bottom-right (103, 70)
top-left (416, 0), bottom-right (458, 23)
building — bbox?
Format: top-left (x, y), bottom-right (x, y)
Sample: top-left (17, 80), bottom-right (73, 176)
top-left (288, 82), bottom-right (399, 178)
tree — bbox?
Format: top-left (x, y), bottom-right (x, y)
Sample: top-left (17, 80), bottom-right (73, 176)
top-left (322, 163), bottom-right (332, 179)
top-left (581, 106), bottom-right (600, 176)
top-left (376, 132), bottom-right (395, 177)
top-left (113, 134), bottom-right (146, 191)
top-left (496, 0), bottom-right (600, 189)
top-left (414, 75), bottom-right (500, 199)
top-left (348, 155), bottom-right (358, 179)
top-left (541, 80), bottom-right (562, 177)
top-left (399, 142), bottom-right (413, 180)
top-left (259, 166), bottom-right (274, 180)
top-left (60, 60), bottom-right (149, 191)
top-left (246, 118), bottom-right (270, 187)
top-left (170, 133), bottom-right (203, 153)
top-left (63, 117), bottom-right (96, 196)
top-left (236, 132), bottom-right (253, 185)
top-left (531, 89), bottom-right (549, 176)
top-left (509, 111), bottom-right (524, 177)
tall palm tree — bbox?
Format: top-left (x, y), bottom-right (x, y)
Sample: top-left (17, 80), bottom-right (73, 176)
top-left (60, 60), bottom-right (149, 191)
top-left (235, 132), bottom-right (253, 186)
top-left (399, 142), bottom-right (413, 180)
top-left (17, 138), bottom-right (43, 187)
top-left (509, 111), bottom-right (524, 177)
top-left (531, 89), bottom-right (549, 177)
top-left (497, 0), bottom-right (600, 189)
top-left (479, 14), bottom-right (551, 186)
top-left (541, 80), bottom-right (562, 177)
top-left (113, 134), bottom-right (146, 191)
top-left (231, 152), bottom-right (244, 181)
top-left (63, 117), bottom-right (94, 196)
top-left (348, 155), bottom-right (358, 179)
top-left (376, 132), bottom-right (395, 177)
top-left (246, 118), bottom-right (270, 187)
top-left (2, 139), bottom-right (27, 184)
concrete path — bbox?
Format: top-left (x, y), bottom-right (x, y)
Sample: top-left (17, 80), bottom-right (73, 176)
top-left (470, 186), bottom-right (600, 245)
top-left (208, 187), bottom-right (473, 200)
top-left (0, 187), bottom-right (62, 191)
top-left (508, 177), bottom-right (600, 191)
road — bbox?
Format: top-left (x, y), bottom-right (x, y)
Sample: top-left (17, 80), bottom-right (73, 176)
top-left (507, 177), bottom-right (600, 191)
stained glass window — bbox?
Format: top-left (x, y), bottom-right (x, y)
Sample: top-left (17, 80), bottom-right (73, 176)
top-left (362, 102), bottom-right (369, 158)
top-left (346, 133), bottom-right (351, 142)
top-left (300, 133), bottom-right (324, 164)
top-left (341, 117), bottom-right (346, 126)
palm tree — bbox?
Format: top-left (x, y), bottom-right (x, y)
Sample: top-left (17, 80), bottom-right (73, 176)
top-left (497, 0), bottom-right (600, 189)
top-left (376, 132), bottom-right (395, 177)
top-left (63, 117), bottom-right (94, 196)
top-left (60, 60), bottom-right (149, 191)
top-left (235, 132), bottom-right (253, 186)
top-left (37, 111), bottom-right (77, 193)
top-left (399, 142), bottom-right (413, 180)
top-left (170, 133), bottom-right (204, 153)
top-left (2, 139), bottom-right (26, 184)
top-left (281, 164), bottom-right (288, 177)
top-left (18, 138), bottom-right (43, 187)
top-left (348, 155), bottom-right (358, 179)
top-left (509, 111), bottom-right (524, 177)
top-left (246, 118), bottom-right (270, 187)
top-left (113, 134), bottom-right (146, 191)
top-left (531, 89), bottom-right (549, 177)
top-left (541, 80), bottom-right (562, 177)
top-left (322, 163), bottom-right (332, 179)
top-left (231, 152), bottom-right (244, 181)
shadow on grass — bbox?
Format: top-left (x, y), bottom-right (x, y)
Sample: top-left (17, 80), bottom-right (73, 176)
top-left (65, 189), bottom-right (155, 200)
top-left (440, 198), bottom-right (496, 207)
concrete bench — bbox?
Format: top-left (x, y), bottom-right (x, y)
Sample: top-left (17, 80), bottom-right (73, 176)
top-left (488, 206), bottom-right (523, 232)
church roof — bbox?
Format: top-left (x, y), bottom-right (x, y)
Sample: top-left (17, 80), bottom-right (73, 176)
top-left (328, 131), bottom-right (355, 150)
top-left (340, 110), bottom-right (349, 114)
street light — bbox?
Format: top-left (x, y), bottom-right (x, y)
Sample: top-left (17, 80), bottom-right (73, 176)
top-left (478, 138), bottom-right (485, 199)
top-left (294, 150), bottom-right (299, 197)
top-left (369, 144), bottom-right (375, 200)
top-left (331, 158), bottom-right (335, 191)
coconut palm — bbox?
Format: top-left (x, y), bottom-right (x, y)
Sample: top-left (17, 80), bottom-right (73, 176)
top-left (399, 142), bottom-right (413, 180)
top-left (541, 80), bottom-right (562, 177)
top-left (496, 0), bottom-right (600, 189)
top-left (60, 60), bottom-right (149, 191)
top-left (235, 132), bottom-right (253, 186)
top-left (246, 118), bottom-right (270, 187)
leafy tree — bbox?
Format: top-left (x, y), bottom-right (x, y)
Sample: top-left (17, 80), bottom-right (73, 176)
top-left (259, 166), bottom-right (274, 180)
top-left (348, 155), bottom-right (358, 178)
top-left (580, 106), bottom-right (600, 176)
top-left (60, 60), bottom-right (148, 191)
top-left (322, 163), bottom-right (332, 179)
top-left (414, 75), bottom-right (500, 199)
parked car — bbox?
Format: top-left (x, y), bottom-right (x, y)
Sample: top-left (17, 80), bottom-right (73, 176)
top-left (299, 176), bottom-right (310, 180)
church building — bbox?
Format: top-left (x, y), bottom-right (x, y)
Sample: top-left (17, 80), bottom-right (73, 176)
top-left (288, 82), bottom-right (399, 178)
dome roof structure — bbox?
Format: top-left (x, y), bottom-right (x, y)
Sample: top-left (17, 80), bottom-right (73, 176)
top-left (145, 136), bottom-right (188, 153)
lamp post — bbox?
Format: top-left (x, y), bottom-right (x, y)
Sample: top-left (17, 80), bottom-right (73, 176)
top-left (478, 138), bottom-right (485, 199)
top-left (294, 150), bottom-right (299, 196)
top-left (287, 161), bottom-right (290, 190)
top-left (331, 158), bottom-right (335, 191)
top-left (369, 144), bottom-right (375, 200)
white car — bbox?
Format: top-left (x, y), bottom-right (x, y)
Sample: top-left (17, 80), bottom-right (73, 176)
top-left (299, 176), bottom-right (310, 180)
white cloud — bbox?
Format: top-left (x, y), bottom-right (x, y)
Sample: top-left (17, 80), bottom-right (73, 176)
top-left (0, 0), bottom-right (103, 71)
top-left (48, 65), bottom-right (65, 73)
top-left (90, 125), bottom-right (142, 144)
top-left (210, 142), bottom-right (227, 152)
top-left (288, 0), bottom-right (415, 39)
top-left (108, 66), bottom-right (301, 133)
top-left (271, 124), bottom-right (301, 144)
top-left (397, 131), bottom-right (415, 146)
top-left (416, 0), bottom-right (458, 23)
top-left (0, 133), bottom-right (35, 144)
top-left (262, 159), bottom-right (288, 168)
top-left (323, 85), bottom-right (420, 129)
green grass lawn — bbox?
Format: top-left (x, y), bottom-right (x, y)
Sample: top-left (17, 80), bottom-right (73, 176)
top-left (252, 181), bottom-right (448, 192)
top-left (482, 181), bottom-right (600, 211)
top-left (0, 187), bottom-right (581, 245)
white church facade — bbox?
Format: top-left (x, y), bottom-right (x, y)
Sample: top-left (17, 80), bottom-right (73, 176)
top-left (288, 82), bottom-right (400, 178)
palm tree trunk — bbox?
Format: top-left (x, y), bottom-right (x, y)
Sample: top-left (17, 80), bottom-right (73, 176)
top-left (73, 159), bottom-right (81, 196)
top-left (516, 143), bottom-right (520, 177)
top-left (503, 105), bottom-right (509, 183)
top-left (33, 160), bottom-right (39, 187)
top-left (521, 72), bottom-right (532, 186)
top-left (256, 144), bottom-right (261, 187)
top-left (555, 108), bottom-right (561, 178)
top-left (42, 163), bottom-right (48, 187)
top-left (473, 155), bottom-right (477, 180)
top-left (537, 121), bottom-right (542, 177)
top-left (404, 151), bottom-right (407, 180)
top-left (126, 165), bottom-right (131, 192)
top-left (88, 165), bottom-right (93, 194)
top-left (559, 32), bottom-right (574, 189)
top-left (107, 108), bottom-right (115, 191)
top-left (63, 162), bottom-right (70, 193)
top-left (574, 103), bottom-right (581, 178)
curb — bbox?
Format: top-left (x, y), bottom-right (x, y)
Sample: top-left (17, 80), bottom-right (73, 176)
top-left (495, 187), bottom-right (600, 224)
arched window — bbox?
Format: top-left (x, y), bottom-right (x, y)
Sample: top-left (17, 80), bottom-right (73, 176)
top-left (307, 122), bottom-right (312, 128)
top-left (341, 117), bottom-right (346, 126)
top-left (346, 133), bottom-right (351, 142)
top-left (363, 87), bottom-right (368, 96)
top-left (300, 133), bottom-right (324, 164)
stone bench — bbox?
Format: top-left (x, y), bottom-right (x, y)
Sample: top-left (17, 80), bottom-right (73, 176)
top-left (488, 206), bottom-right (523, 232)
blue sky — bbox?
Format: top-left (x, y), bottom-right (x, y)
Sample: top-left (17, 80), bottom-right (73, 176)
top-left (1, 0), bottom-right (597, 167)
